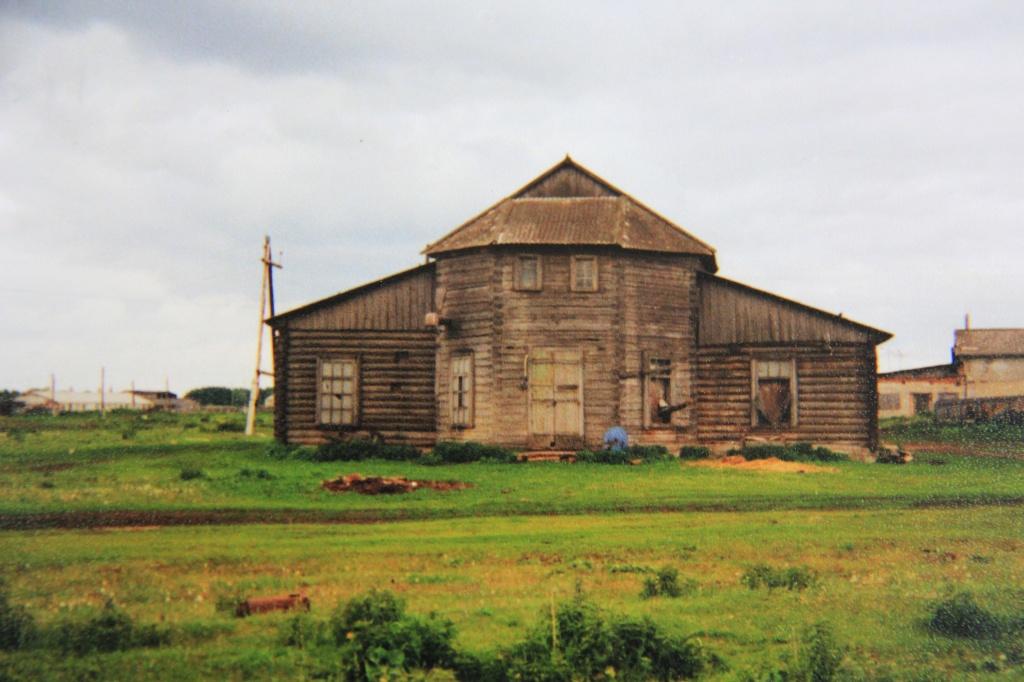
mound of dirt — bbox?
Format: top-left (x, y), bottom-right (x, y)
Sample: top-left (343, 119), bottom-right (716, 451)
top-left (322, 473), bottom-right (474, 495)
top-left (686, 455), bottom-right (838, 474)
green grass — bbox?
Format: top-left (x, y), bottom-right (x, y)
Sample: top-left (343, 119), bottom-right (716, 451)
top-left (3, 413), bottom-right (1024, 522)
top-left (1, 412), bottom-right (1023, 679)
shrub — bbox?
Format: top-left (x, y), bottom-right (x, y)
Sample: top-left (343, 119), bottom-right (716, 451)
top-left (313, 439), bottom-right (421, 463)
top-left (0, 589), bottom-right (36, 651)
top-left (730, 443), bottom-right (847, 463)
top-left (216, 421), bottom-right (245, 433)
top-left (575, 445), bottom-right (672, 465)
top-left (454, 597), bottom-right (707, 682)
top-left (678, 445), bottom-right (711, 460)
top-left (280, 612), bottom-right (326, 649)
top-left (927, 592), bottom-right (1013, 640)
top-left (741, 564), bottom-right (816, 591)
top-left (793, 621), bottom-right (845, 681)
top-left (238, 468), bottom-right (274, 480)
top-left (50, 601), bottom-right (171, 656)
top-left (640, 565), bottom-right (694, 599)
top-left (327, 589), bottom-right (457, 682)
top-left (431, 441), bottom-right (517, 464)
top-left (179, 467), bottom-right (205, 481)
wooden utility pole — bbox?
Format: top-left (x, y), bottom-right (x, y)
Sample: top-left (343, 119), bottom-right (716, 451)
top-left (245, 236), bottom-right (282, 436)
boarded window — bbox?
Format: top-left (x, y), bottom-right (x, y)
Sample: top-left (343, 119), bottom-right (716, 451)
top-left (571, 256), bottom-right (598, 292)
top-left (753, 359), bottom-right (796, 428)
top-left (878, 393), bottom-right (901, 410)
top-left (937, 392), bottom-right (959, 404)
top-left (912, 393), bottom-right (933, 415)
top-left (318, 358), bottom-right (358, 426)
top-left (450, 353), bottom-right (474, 428)
top-left (647, 358), bottom-right (673, 426)
top-left (515, 255), bottom-right (542, 291)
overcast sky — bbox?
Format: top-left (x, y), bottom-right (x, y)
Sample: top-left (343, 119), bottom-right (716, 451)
top-left (2, 1), bottom-right (1023, 395)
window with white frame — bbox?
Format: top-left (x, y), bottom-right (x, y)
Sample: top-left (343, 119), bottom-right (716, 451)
top-left (752, 358), bottom-right (796, 428)
top-left (515, 255), bottom-right (542, 291)
top-left (318, 358), bottom-right (358, 426)
top-left (450, 353), bottom-right (474, 428)
top-left (571, 256), bottom-right (598, 292)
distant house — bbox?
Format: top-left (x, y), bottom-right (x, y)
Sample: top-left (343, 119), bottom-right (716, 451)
top-left (270, 158), bottom-right (891, 458)
top-left (878, 327), bottom-right (1024, 419)
top-left (877, 365), bottom-right (962, 418)
top-left (954, 328), bottom-right (1024, 398)
top-left (17, 390), bottom-right (154, 412)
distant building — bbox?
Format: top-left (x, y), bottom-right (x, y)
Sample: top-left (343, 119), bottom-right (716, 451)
top-left (878, 327), bottom-right (1024, 418)
top-left (17, 390), bottom-right (155, 412)
top-left (877, 365), bottom-right (962, 418)
top-left (954, 328), bottom-right (1024, 398)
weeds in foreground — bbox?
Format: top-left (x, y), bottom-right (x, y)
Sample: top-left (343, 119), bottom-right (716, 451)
top-left (927, 591), bottom-right (1022, 640)
top-left (741, 564), bottom-right (817, 592)
top-left (640, 566), bottom-right (695, 600)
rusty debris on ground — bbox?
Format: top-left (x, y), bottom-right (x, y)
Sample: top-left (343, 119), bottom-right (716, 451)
top-left (235, 593), bottom-right (311, 618)
top-left (322, 473), bottom-right (474, 495)
top-left (686, 455), bottom-right (839, 474)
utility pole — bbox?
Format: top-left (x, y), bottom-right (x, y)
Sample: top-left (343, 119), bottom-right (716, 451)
top-left (245, 236), bottom-right (282, 436)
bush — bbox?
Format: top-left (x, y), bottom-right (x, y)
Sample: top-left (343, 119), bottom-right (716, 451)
top-left (431, 441), bottom-right (517, 464)
top-left (50, 601), bottom-right (171, 656)
top-left (927, 592), bottom-right (1014, 640)
top-left (179, 467), bottom-right (205, 481)
top-left (0, 588), bottom-right (36, 651)
top-left (640, 566), bottom-right (694, 599)
top-left (454, 597), bottom-right (707, 682)
top-left (575, 445), bottom-right (672, 465)
top-left (678, 445), bottom-right (711, 460)
top-left (730, 443), bottom-right (847, 463)
top-left (313, 439), bottom-right (422, 463)
top-left (327, 589), bottom-right (457, 681)
top-left (741, 564), bottom-right (817, 591)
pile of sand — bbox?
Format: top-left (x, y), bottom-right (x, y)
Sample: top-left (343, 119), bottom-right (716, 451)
top-left (686, 455), bottom-right (839, 474)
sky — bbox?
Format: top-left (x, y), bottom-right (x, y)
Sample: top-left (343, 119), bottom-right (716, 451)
top-left (2, 1), bottom-right (1023, 395)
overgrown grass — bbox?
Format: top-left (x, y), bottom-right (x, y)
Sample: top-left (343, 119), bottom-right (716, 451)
top-left (881, 415), bottom-right (1024, 450)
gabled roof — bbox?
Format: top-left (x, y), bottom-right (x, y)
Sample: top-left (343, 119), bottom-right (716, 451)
top-left (423, 157), bottom-right (718, 271)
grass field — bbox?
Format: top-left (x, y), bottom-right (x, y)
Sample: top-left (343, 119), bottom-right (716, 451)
top-left (1, 411), bottom-right (1023, 680)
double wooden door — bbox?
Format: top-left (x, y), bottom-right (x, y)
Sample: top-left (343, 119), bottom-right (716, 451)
top-left (528, 349), bottom-right (584, 449)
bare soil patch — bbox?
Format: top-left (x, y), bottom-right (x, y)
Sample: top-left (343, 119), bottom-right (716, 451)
top-left (687, 455), bottom-right (839, 474)
top-left (322, 473), bottom-right (474, 495)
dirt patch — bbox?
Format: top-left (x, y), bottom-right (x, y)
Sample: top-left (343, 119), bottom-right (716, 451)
top-left (322, 473), bottom-right (473, 495)
top-left (687, 455), bottom-right (839, 474)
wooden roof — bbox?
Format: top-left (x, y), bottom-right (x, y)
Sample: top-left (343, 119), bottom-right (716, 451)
top-left (697, 273), bottom-right (892, 347)
top-left (954, 328), bottom-right (1024, 358)
top-left (423, 157), bottom-right (718, 271)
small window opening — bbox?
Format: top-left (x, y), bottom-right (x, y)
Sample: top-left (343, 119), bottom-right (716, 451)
top-left (516, 255), bottom-right (542, 291)
top-left (647, 358), bottom-right (673, 425)
top-left (753, 359), bottom-right (795, 428)
top-left (571, 256), bottom-right (598, 292)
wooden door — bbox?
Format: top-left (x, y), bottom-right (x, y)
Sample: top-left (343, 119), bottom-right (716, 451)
top-left (528, 349), bottom-right (584, 448)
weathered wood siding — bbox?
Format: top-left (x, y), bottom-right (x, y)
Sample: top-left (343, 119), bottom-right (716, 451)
top-left (270, 266), bottom-right (437, 446)
top-left (695, 344), bottom-right (878, 452)
top-left (274, 330), bottom-right (436, 446)
top-left (435, 247), bottom-right (702, 449)
top-left (698, 274), bottom-right (873, 346)
top-left (617, 253), bottom-right (701, 438)
top-left (285, 267), bottom-right (435, 332)
top-left (435, 250), bottom-right (499, 443)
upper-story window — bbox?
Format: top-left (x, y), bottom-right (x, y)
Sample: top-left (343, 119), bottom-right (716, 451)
top-left (515, 255), bottom-right (542, 291)
top-left (571, 256), bottom-right (599, 292)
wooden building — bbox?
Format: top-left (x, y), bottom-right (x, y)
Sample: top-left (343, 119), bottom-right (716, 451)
top-left (270, 158), bottom-right (891, 458)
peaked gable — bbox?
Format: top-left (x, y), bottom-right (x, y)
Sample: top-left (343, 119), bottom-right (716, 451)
top-left (423, 157), bottom-right (717, 270)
